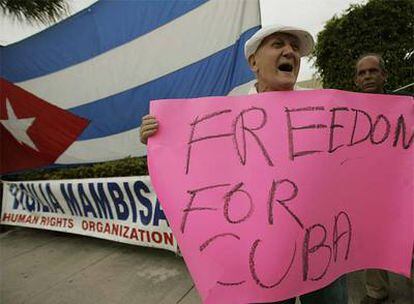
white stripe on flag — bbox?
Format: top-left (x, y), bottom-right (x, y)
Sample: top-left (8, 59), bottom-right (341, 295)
top-left (55, 127), bottom-right (145, 163)
top-left (56, 78), bottom-right (259, 164)
top-left (17, 0), bottom-right (260, 109)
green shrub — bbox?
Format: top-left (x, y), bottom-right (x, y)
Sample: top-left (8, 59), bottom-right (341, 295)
top-left (313, 0), bottom-right (414, 93)
top-left (3, 157), bottom-right (149, 181)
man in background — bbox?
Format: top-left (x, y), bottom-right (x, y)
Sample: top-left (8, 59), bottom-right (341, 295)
top-left (355, 54), bottom-right (387, 95)
top-left (355, 53), bottom-right (390, 304)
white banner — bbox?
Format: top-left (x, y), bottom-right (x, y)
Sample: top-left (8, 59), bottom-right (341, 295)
top-left (1, 176), bottom-right (178, 253)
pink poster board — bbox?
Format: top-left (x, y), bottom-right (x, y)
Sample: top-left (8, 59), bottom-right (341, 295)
top-left (148, 89), bottom-right (413, 304)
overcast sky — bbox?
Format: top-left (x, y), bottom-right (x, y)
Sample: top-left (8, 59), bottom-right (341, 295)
top-left (0, 0), bottom-right (98, 45)
top-left (0, 0), bottom-right (366, 81)
top-left (260, 0), bottom-right (366, 80)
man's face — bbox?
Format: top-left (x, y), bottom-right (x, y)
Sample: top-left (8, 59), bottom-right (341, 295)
top-left (355, 56), bottom-right (386, 93)
top-left (248, 33), bottom-right (301, 92)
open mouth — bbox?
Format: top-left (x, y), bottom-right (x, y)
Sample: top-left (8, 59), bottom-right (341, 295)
top-left (278, 63), bottom-right (294, 72)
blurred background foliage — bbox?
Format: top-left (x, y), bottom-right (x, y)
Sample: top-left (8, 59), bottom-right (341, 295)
top-left (0, 0), bottom-right (68, 24)
top-left (313, 0), bottom-right (414, 93)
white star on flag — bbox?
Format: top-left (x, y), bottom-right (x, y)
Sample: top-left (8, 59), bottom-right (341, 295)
top-left (1, 98), bottom-right (39, 151)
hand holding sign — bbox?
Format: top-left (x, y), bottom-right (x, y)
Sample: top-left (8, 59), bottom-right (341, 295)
top-left (148, 89), bottom-right (413, 304)
top-left (140, 114), bottom-right (159, 144)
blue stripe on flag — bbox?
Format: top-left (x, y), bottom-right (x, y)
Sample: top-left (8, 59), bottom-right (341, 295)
top-left (70, 26), bottom-right (259, 140)
top-left (0, 0), bottom-right (208, 82)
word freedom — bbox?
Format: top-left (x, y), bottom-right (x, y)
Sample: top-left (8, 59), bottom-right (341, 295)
top-left (185, 105), bottom-right (412, 174)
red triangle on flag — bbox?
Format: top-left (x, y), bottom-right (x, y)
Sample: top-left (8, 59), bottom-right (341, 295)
top-left (0, 78), bottom-right (89, 174)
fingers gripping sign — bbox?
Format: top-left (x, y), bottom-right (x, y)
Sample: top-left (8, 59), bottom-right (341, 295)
top-left (140, 114), bottom-right (159, 144)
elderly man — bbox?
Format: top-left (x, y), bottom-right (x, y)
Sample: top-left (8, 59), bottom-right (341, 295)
top-left (140, 24), bottom-right (315, 142)
top-left (355, 53), bottom-right (390, 304)
top-left (355, 54), bottom-right (387, 94)
top-left (140, 24), bottom-right (348, 304)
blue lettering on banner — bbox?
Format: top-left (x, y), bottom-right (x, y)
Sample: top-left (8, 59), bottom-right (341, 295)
top-left (78, 184), bottom-right (98, 218)
top-left (108, 182), bottom-right (129, 221)
top-left (7, 182), bottom-right (65, 214)
top-left (61, 184), bottom-right (83, 216)
top-left (7, 179), bottom-right (168, 227)
top-left (9, 183), bottom-right (18, 196)
top-left (39, 184), bottom-right (51, 212)
top-left (9, 184), bottom-right (23, 210)
top-left (133, 181), bottom-right (152, 226)
top-left (39, 184), bottom-right (52, 212)
top-left (19, 183), bottom-right (36, 211)
top-left (124, 182), bottom-right (138, 222)
top-left (89, 183), bottom-right (114, 220)
top-left (154, 199), bottom-right (168, 226)
top-left (26, 183), bottom-right (49, 212)
top-left (45, 184), bottom-right (65, 214)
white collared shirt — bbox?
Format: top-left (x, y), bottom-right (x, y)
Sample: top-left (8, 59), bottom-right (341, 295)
top-left (228, 80), bottom-right (310, 96)
top-left (248, 82), bottom-right (309, 95)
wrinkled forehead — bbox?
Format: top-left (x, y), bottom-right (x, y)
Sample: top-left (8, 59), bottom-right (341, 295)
top-left (259, 32), bottom-right (300, 48)
top-left (355, 55), bottom-right (384, 74)
top-left (356, 56), bottom-right (381, 71)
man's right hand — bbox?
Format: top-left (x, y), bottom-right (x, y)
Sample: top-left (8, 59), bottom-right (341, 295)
top-left (139, 114), bottom-right (159, 145)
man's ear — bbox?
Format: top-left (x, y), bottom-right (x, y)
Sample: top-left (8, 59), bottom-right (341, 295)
top-left (383, 70), bottom-right (388, 82)
top-left (248, 54), bottom-right (259, 73)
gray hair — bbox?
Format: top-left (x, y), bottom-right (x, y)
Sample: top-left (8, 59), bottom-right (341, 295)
top-left (355, 53), bottom-right (387, 74)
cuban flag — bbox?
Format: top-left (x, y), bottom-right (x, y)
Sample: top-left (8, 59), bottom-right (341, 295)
top-left (0, 0), bottom-right (260, 174)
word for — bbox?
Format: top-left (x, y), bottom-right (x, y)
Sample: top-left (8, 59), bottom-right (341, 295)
top-left (180, 178), bottom-right (352, 287)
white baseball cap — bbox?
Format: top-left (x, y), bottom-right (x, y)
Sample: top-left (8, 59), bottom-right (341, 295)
top-left (244, 24), bottom-right (315, 59)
